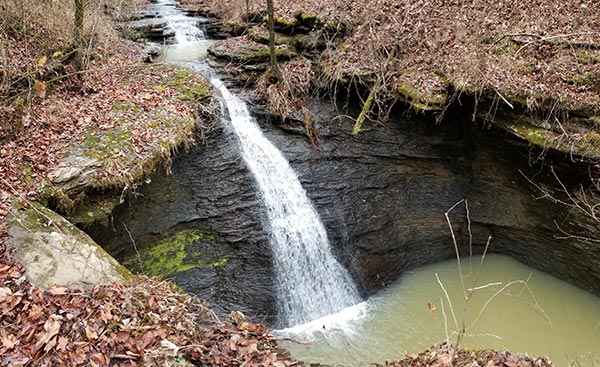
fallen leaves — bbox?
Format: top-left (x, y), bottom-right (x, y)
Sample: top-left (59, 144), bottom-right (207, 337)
top-left (34, 316), bottom-right (62, 353)
top-left (0, 239), bottom-right (301, 367)
top-left (376, 343), bottom-right (554, 367)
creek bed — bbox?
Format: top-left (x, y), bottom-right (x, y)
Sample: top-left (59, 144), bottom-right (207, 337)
top-left (279, 254), bottom-right (600, 367)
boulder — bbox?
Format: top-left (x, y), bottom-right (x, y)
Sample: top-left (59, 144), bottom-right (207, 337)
top-left (6, 202), bottom-right (130, 290)
top-left (208, 37), bottom-right (296, 64)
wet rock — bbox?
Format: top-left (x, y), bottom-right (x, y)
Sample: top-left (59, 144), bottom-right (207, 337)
top-left (119, 19), bottom-right (176, 43)
top-left (86, 122), bottom-right (277, 323)
top-left (6, 202), bottom-right (130, 290)
top-left (208, 37), bottom-right (295, 64)
top-left (142, 44), bottom-right (162, 63)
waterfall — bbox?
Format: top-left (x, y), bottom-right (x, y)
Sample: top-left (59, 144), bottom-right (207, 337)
top-left (150, 0), bottom-right (360, 327)
top-left (212, 79), bottom-right (361, 327)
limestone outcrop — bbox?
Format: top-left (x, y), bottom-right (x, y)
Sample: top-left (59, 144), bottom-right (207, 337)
top-left (6, 202), bottom-right (130, 290)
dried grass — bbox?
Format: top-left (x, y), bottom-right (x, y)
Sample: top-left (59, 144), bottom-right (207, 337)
top-left (0, 0), bottom-right (142, 139)
top-left (256, 57), bottom-right (314, 117)
top-left (191, 0), bottom-right (600, 115)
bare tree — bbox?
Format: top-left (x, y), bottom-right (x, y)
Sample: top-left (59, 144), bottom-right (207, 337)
top-left (74, 0), bottom-right (85, 69)
top-left (266, 0), bottom-right (281, 84)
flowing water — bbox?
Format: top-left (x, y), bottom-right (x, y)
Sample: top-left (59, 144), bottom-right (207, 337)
top-left (152, 0), bottom-right (215, 63)
top-left (212, 79), bottom-right (361, 326)
top-left (280, 254), bottom-right (600, 367)
top-left (151, 0), bottom-right (361, 327)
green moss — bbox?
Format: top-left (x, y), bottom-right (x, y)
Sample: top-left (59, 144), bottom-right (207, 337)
top-left (124, 230), bottom-right (227, 279)
top-left (274, 17), bottom-right (297, 27)
top-left (160, 68), bottom-right (212, 102)
top-left (576, 49), bottom-right (600, 65)
top-left (69, 197), bottom-right (121, 228)
top-left (566, 72), bottom-right (598, 87)
top-left (83, 128), bottom-right (133, 160)
top-left (396, 83), bottom-right (447, 111)
top-left (294, 12), bottom-right (324, 30)
top-left (111, 101), bottom-right (141, 113)
top-left (212, 258), bottom-right (228, 267)
top-left (37, 184), bottom-right (76, 214)
top-left (507, 122), bottom-right (554, 147)
top-left (21, 165), bottom-right (34, 184)
top-left (245, 46), bottom-right (294, 62)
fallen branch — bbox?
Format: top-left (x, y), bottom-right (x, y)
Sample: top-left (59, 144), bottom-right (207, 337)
top-left (352, 48), bottom-right (395, 135)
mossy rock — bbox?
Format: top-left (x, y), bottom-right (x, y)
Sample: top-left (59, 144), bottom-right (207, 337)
top-left (123, 229), bottom-right (229, 280)
top-left (208, 38), bottom-right (296, 64)
top-left (48, 65), bottom-right (212, 200)
top-left (271, 16), bottom-right (298, 35)
top-left (396, 82), bottom-right (448, 112)
top-left (68, 196), bottom-right (122, 228)
top-left (294, 12), bottom-right (323, 30)
top-left (484, 109), bottom-right (600, 159)
top-left (247, 27), bottom-right (294, 46)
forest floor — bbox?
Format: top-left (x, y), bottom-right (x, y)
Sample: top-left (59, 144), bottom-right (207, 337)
top-left (191, 0), bottom-right (600, 113)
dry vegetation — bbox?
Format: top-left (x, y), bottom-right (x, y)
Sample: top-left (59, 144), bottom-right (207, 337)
top-left (191, 0), bottom-right (600, 118)
top-left (0, 240), bottom-right (300, 366)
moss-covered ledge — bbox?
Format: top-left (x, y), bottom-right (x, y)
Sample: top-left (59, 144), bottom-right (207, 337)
top-left (41, 65), bottom-right (217, 226)
top-left (472, 91), bottom-right (600, 160)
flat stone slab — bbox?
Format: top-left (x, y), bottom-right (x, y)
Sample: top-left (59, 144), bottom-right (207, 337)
top-left (6, 202), bottom-right (130, 290)
top-left (49, 154), bottom-right (102, 194)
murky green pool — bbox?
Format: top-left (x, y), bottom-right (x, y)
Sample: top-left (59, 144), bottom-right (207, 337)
top-left (280, 255), bottom-right (600, 367)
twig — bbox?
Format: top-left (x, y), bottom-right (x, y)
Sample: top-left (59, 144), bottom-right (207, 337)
top-left (493, 88), bottom-right (514, 109)
top-left (123, 223), bottom-right (144, 273)
top-left (465, 199), bottom-right (473, 274)
top-left (272, 336), bottom-right (313, 345)
top-left (445, 199), bottom-right (467, 299)
top-left (436, 272), bottom-right (459, 331)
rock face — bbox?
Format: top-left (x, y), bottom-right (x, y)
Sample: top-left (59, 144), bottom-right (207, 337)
top-left (87, 122), bottom-right (277, 322)
top-left (87, 98), bottom-right (600, 325)
top-left (7, 202), bottom-right (130, 290)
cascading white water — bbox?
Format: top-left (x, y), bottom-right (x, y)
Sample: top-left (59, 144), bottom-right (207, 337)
top-left (150, 0), bottom-right (361, 327)
top-left (157, 0), bottom-right (206, 43)
top-left (212, 79), bottom-right (361, 327)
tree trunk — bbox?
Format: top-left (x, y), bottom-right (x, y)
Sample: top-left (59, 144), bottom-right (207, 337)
top-left (74, 0), bottom-right (85, 70)
top-left (266, 0), bottom-right (281, 84)
top-left (246, 0), bottom-right (249, 24)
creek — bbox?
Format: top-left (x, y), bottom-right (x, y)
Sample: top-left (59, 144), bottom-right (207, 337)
top-left (89, 1), bottom-right (600, 366)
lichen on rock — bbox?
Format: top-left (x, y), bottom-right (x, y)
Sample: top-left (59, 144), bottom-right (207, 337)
top-left (6, 200), bottom-right (131, 289)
